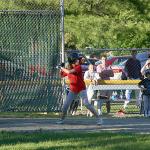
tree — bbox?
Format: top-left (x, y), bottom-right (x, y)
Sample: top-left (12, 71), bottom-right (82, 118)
top-left (0, 0), bottom-right (150, 51)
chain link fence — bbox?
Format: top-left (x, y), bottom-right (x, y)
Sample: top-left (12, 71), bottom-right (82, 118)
top-left (0, 2), bottom-right (150, 117)
top-left (68, 49), bottom-right (150, 116)
top-left (0, 8), bottom-right (64, 112)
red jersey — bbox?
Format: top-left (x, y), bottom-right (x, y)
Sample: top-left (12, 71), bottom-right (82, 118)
top-left (61, 65), bottom-right (86, 93)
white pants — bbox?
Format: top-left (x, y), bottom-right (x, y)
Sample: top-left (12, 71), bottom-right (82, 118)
top-left (123, 78), bottom-right (142, 109)
top-left (124, 89), bottom-right (142, 109)
top-left (125, 89), bottom-right (142, 102)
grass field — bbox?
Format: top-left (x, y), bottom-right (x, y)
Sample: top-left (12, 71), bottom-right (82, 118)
top-left (0, 131), bottom-right (150, 150)
top-left (0, 104), bottom-right (148, 150)
top-left (0, 99), bottom-right (142, 119)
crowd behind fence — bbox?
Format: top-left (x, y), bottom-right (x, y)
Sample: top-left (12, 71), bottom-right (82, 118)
top-left (0, 9), bottom-right (150, 116)
top-left (64, 49), bottom-right (150, 117)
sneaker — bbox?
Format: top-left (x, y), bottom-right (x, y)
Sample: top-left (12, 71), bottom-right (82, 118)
top-left (72, 111), bottom-right (76, 116)
top-left (56, 119), bottom-right (64, 124)
top-left (144, 114), bottom-right (148, 117)
top-left (87, 112), bottom-right (93, 117)
top-left (96, 118), bottom-right (103, 125)
top-left (90, 112), bottom-right (93, 117)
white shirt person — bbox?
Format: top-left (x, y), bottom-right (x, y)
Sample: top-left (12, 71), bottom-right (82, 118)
top-left (84, 64), bottom-right (100, 116)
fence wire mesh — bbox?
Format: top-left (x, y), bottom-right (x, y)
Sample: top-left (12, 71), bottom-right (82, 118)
top-left (0, 5), bottom-right (150, 117)
top-left (68, 49), bottom-right (150, 116)
top-left (0, 9), bottom-right (63, 112)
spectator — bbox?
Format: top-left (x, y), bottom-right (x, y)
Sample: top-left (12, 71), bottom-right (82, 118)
top-left (138, 69), bottom-right (150, 117)
top-left (79, 56), bottom-right (88, 75)
top-left (141, 59), bottom-right (150, 76)
top-left (84, 64), bottom-right (100, 117)
top-left (123, 50), bottom-right (142, 109)
top-left (57, 54), bottom-right (103, 125)
top-left (96, 54), bottom-right (114, 114)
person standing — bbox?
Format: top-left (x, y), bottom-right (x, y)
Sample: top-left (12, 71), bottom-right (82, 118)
top-left (96, 54), bottom-right (114, 114)
top-left (141, 59), bottom-right (150, 76)
top-left (138, 69), bottom-right (150, 117)
top-left (123, 50), bottom-right (142, 109)
top-left (57, 54), bottom-right (103, 125)
top-left (84, 64), bottom-right (100, 117)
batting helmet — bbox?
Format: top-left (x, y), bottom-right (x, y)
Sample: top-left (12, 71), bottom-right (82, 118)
top-left (68, 52), bottom-right (79, 64)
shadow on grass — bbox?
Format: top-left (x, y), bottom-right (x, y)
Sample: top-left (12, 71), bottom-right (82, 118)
top-left (0, 131), bottom-right (150, 150)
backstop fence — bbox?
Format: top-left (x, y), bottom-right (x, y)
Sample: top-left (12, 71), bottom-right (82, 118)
top-left (73, 48), bottom-right (150, 117)
top-left (0, 8), bottom-right (150, 116)
top-left (0, 9), bottom-right (64, 112)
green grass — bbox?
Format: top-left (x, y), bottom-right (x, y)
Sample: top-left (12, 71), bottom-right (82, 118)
top-left (0, 131), bottom-right (149, 150)
top-left (0, 112), bottom-right (60, 118)
top-left (0, 99), bottom-right (142, 119)
top-left (0, 102), bottom-right (142, 120)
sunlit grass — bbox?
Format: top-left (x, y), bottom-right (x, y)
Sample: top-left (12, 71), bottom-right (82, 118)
top-left (0, 131), bottom-right (150, 150)
top-left (0, 100), bottom-right (142, 119)
top-left (0, 112), bottom-right (60, 118)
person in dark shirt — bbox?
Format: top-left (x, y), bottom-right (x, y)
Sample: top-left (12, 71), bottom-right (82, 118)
top-left (125, 55), bottom-right (142, 79)
top-left (123, 50), bottom-right (142, 109)
top-left (138, 69), bottom-right (150, 117)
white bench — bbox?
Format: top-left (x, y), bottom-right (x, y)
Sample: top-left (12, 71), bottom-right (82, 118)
top-left (92, 84), bottom-right (140, 91)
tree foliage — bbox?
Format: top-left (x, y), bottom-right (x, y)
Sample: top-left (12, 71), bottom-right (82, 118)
top-left (64, 0), bottom-right (150, 50)
top-left (0, 0), bottom-right (150, 51)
